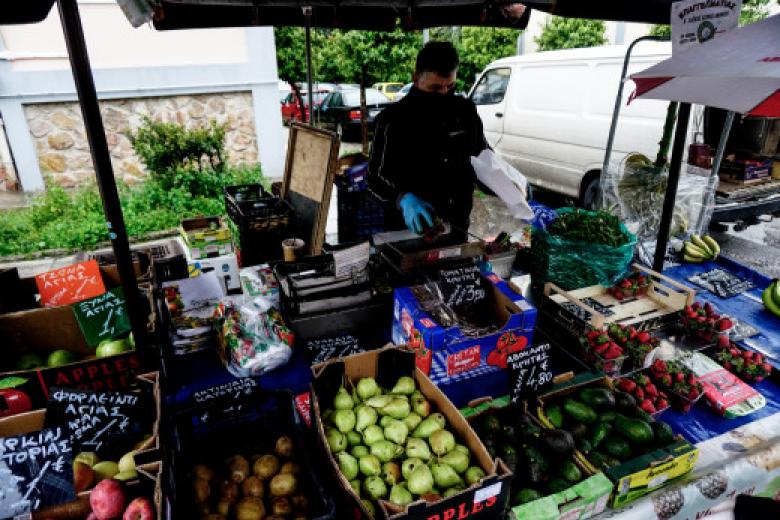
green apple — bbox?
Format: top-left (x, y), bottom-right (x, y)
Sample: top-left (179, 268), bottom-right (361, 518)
top-left (74, 452), bottom-right (100, 466)
top-left (46, 349), bottom-right (76, 367)
top-left (118, 451), bottom-right (137, 473)
top-left (16, 353), bottom-right (44, 370)
top-left (127, 332), bottom-right (135, 348)
top-left (95, 339), bottom-right (131, 358)
top-left (92, 461), bottom-right (119, 482)
top-left (114, 470), bottom-right (138, 481)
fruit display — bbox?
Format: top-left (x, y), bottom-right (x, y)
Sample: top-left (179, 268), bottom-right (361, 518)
top-left (581, 326), bottom-right (628, 376)
top-left (615, 373), bottom-right (670, 416)
top-left (608, 272), bottom-right (649, 300)
top-left (73, 449), bottom-right (147, 493)
top-left (711, 339), bottom-right (773, 384)
top-left (319, 376), bottom-right (485, 516)
top-left (30, 477), bottom-right (157, 520)
top-left (682, 234), bottom-right (720, 263)
top-left (680, 301), bottom-right (732, 342)
top-left (9, 335), bottom-right (135, 372)
top-left (188, 434), bottom-right (313, 519)
top-left (649, 360), bottom-right (704, 413)
top-left (540, 384), bottom-right (678, 472)
top-left (473, 407), bottom-right (587, 506)
top-left (762, 279), bottom-right (780, 317)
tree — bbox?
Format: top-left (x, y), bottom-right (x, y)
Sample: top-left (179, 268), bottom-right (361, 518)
top-left (274, 27), bottom-right (307, 83)
top-left (454, 28), bottom-right (519, 92)
top-left (648, 24), bottom-right (671, 38)
top-left (534, 17), bottom-right (607, 52)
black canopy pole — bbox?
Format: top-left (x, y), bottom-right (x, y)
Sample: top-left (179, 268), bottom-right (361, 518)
top-left (653, 102), bottom-right (691, 272)
top-left (56, 0), bottom-right (148, 351)
top-left (304, 6), bottom-right (314, 124)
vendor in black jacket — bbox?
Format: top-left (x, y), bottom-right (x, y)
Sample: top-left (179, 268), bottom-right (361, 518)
top-left (368, 41), bottom-right (488, 235)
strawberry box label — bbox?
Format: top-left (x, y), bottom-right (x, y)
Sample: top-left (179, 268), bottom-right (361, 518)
top-left (447, 346), bottom-right (481, 376)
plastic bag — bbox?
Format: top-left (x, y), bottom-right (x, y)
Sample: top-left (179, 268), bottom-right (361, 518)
top-left (532, 208), bottom-right (637, 291)
top-left (471, 149), bottom-right (534, 221)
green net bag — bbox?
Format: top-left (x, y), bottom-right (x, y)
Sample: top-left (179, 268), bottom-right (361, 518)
top-left (532, 208), bottom-right (637, 291)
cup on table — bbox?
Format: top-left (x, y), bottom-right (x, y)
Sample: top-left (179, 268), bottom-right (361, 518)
top-left (282, 238), bottom-right (305, 262)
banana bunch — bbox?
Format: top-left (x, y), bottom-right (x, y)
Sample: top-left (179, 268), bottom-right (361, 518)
top-left (762, 280), bottom-right (780, 317)
top-left (683, 235), bottom-right (720, 263)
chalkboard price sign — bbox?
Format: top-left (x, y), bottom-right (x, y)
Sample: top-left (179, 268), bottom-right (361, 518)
top-left (0, 427), bottom-right (75, 518)
top-left (45, 387), bottom-right (143, 459)
top-left (304, 335), bottom-right (365, 364)
top-left (73, 287), bottom-right (131, 347)
top-left (438, 265), bottom-right (486, 308)
top-left (508, 343), bottom-right (554, 404)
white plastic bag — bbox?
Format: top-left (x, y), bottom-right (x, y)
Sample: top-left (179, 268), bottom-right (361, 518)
top-left (471, 149), bottom-right (534, 220)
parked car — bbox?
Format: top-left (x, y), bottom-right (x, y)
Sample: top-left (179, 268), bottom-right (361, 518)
top-left (281, 90), bottom-right (329, 123)
top-left (372, 82), bottom-right (404, 101)
top-left (394, 83), bottom-right (412, 102)
top-left (316, 88), bottom-right (391, 141)
top-left (278, 81), bottom-right (291, 104)
top-left (470, 42), bottom-right (780, 227)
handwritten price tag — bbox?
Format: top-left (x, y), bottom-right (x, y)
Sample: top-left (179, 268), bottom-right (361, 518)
top-left (438, 265), bottom-right (486, 308)
top-left (73, 287), bottom-right (131, 346)
top-left (304, 335), bottom-right (365, 364)
top-left (35, 260), bottom-right (106, 308)
top-left (508, 343), bottom-right (554, 404)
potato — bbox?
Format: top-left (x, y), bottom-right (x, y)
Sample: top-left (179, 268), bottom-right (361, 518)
top-left (219, 479), bottom-right (240, 501)
top-left (280, 461), bottom-right (300, 475)
top-left (271, 497), bottom-right (292, 516)
top-left (291, 493), bottom-right (308, 511)
top-left (215, 498), bottom-right (234, 517)
top-left (269, 473), bottom-right (297, 497)
top-left (253, 454), bottom-right (280, 480)
top-left (193, 477), bottom-right (211, 503)
top-left (226, 455), bottom-right (250, 483)
top-left (275, 435), bottom-right (294, 458)
top-left (241, 476), bottom-right (264, 498)
top-left (194, 463), bottom-right (215, 482)
top-left (235, 496), bottom-right (266, 520)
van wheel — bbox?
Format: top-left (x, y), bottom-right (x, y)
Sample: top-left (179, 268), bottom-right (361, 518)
top-left (580, 175), bottom-right (602, 210)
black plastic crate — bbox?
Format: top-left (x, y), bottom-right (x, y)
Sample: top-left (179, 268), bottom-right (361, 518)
top-left (168, 390), bottom-right (335, 520)
top-left (225, 183), bottom-right (293, 232)
top-left (337, 184), bottom-right (385, 243)
top-left (227, 218), bottom-right (287, 267)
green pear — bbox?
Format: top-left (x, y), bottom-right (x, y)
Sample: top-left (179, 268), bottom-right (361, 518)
top-left (333, 409), bottom-right (356, 433)
top-left (356, 377), bottom-right (381, 401)
top-left (351, 445), bottom-right (369, 458)
top-left (401, 458), bottom-right (424, 480)
top-left (321, 409), bottom-right (334, 425)
top-left (412, 413), bottom-right (445, 438)
top-left (380, 416), bottom-right (395, 428)
top-left (431, 463), bottom-right (462, 489)
top-left (365, 395), bottom-right (393, 409)
top-left (382, 461), bottom-right (402, 485)
top-left (364, 476), bottom-right (388, 500)
top-left (383, 419), bottom-right (409, 445)
top-left (336, 451), bottom-right (359, 480)
top-left (362, 500), bottom-right (376, 516)
top-left (411, 390), bottom-right (424, 400)
top-left (407, 464), bottom-right (434, 496)
top-left (355, 405), bottom-right (378, 432)
top-left (390, 376), bottom-right (416, 395)
top-left (380, 398), bottom-right (411, 419)
top-left (412, 395), bottom-right (431, 417)
top-left (334, 387), bottom-right (355, 410)
top-left (465, 466), bottom-right (486, 485)
top-left (326, 427), bottom-right (347, 453)
top-left (389, 483), bottom-right (414, 507)
top-left (362, 424), bottom-right (384, 445)
top-left (443, 485), bottom-right (464, 498)
top-left (405, 438), bottom-right (432, 461)
top-left (349, 479), bottom-right (361, 494)
top-left (370, 440), bottom-right (402, 462)
top-left (402, 413), bottom-right (422, 432)
top-left (454, 444), bottom-right (470, 456)
top-left (346, 430), bottom-right (362, 446)
top-left (440, 450), bottom-right (470, 474)
top-left (359, 454), bottom-right (381, 476)
top-left (429, 429), bottom-right (456, 456)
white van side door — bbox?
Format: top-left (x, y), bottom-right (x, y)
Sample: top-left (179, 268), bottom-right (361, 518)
top-left (470, 67), bottom-right (512, 148)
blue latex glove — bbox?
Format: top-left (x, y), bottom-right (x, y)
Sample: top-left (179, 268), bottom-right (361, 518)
top-left (399, 193), bottom-right (435, 235)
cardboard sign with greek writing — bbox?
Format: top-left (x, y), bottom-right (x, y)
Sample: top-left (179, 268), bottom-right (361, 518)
top-left (304, 334), bottom-right (365, 364)
top-left (73, 287), bottom-right (131, 347)
top-left (0, 427), bottom-right (75, 518)
top-left (35, 260), bottom-right (106, 308)
top-left (438, 265), bottom-right (486, 308)
top-left (671, 0), bottom-right (741, 54)
top-left (44, 387), bottom-right (143, 459)
top-left (508, 343), bottom-right (554, 403)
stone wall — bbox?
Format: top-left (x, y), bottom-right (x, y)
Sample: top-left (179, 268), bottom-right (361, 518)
top-left (24, 92), bottom-right (259, 188)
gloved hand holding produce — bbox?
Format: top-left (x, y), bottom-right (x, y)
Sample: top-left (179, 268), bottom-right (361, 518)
top-left (399, 193), bottom-right (435, 235)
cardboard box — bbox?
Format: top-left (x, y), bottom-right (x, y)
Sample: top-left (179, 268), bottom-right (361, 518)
top-left (460, 397), bottom-right (613, 520)
top-left (536, 376), bottom-right (699, 508)
top-left (392, 273), bottom-right (536, 406)
top-left (311, 345), bottom-right (512, 520)
top-left (180, 216), bottom-right (233, 259)
top-left (185, 251), bottom-right (241, 293)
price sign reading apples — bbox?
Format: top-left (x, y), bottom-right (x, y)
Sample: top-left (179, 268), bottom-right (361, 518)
top-left (508, 343), bottom-right (554, 404)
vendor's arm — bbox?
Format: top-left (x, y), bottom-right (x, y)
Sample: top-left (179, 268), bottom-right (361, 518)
top-left (368, 111), bottom-right (413, 207)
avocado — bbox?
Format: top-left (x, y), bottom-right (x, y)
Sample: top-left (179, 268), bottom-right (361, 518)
top-left (589, 450), bottom-right (622, 469)
top-left (481, 414), bottom-right (501, 435)
top-left (513, 488), bottom-right (542, 505)
top-left (500, 444), bottom-right (518, 466)
top-left (600, 411), bottom-right (618, 422)
top-left (500, 425), bottom-right (516, 442)
top-left (547, 478), bottom-right (570, 494)
top-left (522, 445), bottom-right (550, 472)
top-left (576, 437), bottom-right (593, 454)
top-left (526, 460), bottom-right (544, 485)
top-left (519, 422), bottom-right (541, 441)
top-left (483, 438), bottom-right (497, 459)
top-left (603, 435), bottom-right (632, 461)
top-left (541, 429), bottom-right (575, 461)
top-left (589, 421), bottom-right (612, 448)
top-left (570, 422), bottom-right (589, 440)
top-left (614, 392), bottom-right (637, 413)
top-left (614, 415), bottom-right (654, 445)
top-left (652, 421), bottom-right (675, 446)
top-left (560, 460), bottom-right (582, 483)
top-left (579, 388), bottom-right (615, 410)
top-left (562, 399), bottom-right (598, 424)
top-left (546, 403), bottom-right (564, 428)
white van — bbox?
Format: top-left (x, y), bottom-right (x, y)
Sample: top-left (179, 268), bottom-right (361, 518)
top-left (469, 43), bottom-right (673, 208)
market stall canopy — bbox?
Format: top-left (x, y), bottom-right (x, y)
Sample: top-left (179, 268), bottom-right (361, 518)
top-left (0, 0), bottom-right (56, 25)
top-left (631, 14), bottom-right (780, 117)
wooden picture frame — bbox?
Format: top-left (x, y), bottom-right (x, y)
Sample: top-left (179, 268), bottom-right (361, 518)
top-left (282, 123), bottom-right (340, 255)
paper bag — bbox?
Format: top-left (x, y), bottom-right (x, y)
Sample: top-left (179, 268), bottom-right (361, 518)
top-left (471, 149), bottom-right (533, 220)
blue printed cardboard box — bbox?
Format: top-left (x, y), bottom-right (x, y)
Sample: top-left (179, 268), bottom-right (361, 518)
top-left (392, 272), bottom-right (537, 407)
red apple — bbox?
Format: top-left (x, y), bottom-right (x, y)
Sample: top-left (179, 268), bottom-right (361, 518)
top-left (90, 479), bottom-right (127, 520)
top-left (86, 514), bottom-right (98, 520)
top-left (122, 497), bottom-right (155, 520)
top-left (0, 389), bottom-right (32, 418)
top-left (73, 461), bottom-right (95, 493)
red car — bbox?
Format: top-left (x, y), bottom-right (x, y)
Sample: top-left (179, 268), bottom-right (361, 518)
top-left (281, 90), bottom-right (328, 122)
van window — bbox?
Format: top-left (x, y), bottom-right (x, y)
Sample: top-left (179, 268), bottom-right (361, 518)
top-left (471, 68), bottom-right (511, 105)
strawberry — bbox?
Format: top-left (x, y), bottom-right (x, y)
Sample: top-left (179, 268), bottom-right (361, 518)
top-left (634, 387), bottom-right (645, 400)
top-left (620, 279), bottom-right (632, 289)
top-left (637, 274), bottom-right (646, 284)
top-left (603, 344), bottom-right (623, 360)
top-left (723, 361), bottom-right (731, 370)
top-left (743, 350), bottom-right (753, 361)
top-left (717, 335), bottom-right (730, 348)
top-left (763, 363), bottom-right (773, 374)
top-left (659, 390), bottom-right (668, 399)
top-left (637, 331), bottom-right (651, 344)
top-left (753, 354), bottom-right (763, 365)
top-left (692, 302), bottom-right (701, 311)
top-left (618, 379), bottom-right (636, 393)
top-left (754, 376), bottom-right (764, 383)
top-left (675, 372), bottom-right (685, 383)
top-left (684, 305), bottom-right (694, 314)
top-left (718, 318), bottom-right (733, 331)
top-left (704, 302), bottom-right (714, 315)
top-left (629, 328), bottom-right (639, 340)
top-left (652, 359), bottom-right (668, 373)
top-left (656, 398), bottom-right (669, 410)
top-left (687, 388), bottom-right (700, 399)
top-left (696, 315), bottom-right (708, 324)
top-left (586, 330), bottom-right (601, 341)
top-left (729, 347), bottom-right (741, 357)
top-left (640, 399), bottom-right (656, 414)
top-left (711, 314), bottom-right (721, 321)
top-left (687, 373), bottom-right (697, 385)
top-left (658, 374), bottom-right (672, 387)
top-left (593, 342), bottom-right (610, 354)
top-left (596, 334), bottom-right (610, 345)
top-left (645, 383), bottom-right (658, 397)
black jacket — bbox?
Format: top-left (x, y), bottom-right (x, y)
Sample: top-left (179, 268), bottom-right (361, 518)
top-left (367, 87), bottom-right (487, 232)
